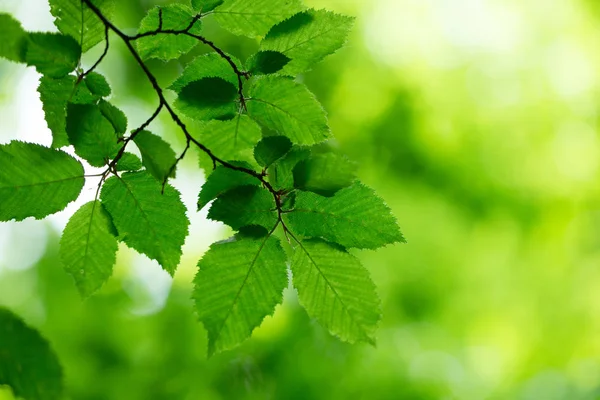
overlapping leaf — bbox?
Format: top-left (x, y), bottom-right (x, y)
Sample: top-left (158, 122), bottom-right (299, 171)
top-left (254, 136), bottom-right (292, 167)
top-left (291, 239), bottom-right (380, 344)
top-left (60, 201), bottom-right (118, 297)
top-left (247, 76), bottom-right (330, 145)
top-left (198, 164), bottom-right (259, 210)
top-left (135, 4), bottom-right (202, 61)
top-left (0, 308), bottom-right (64, 400)
top-left (193, 234), bottom-right (287, 355)
top-left (25, 32), bottom-right (80, 78)
top-left (260, 9), bottom-right (354, 74)
top-left (66, 103), bottom-right (120, 167)
top-left (98, 100), bottom-right (127, 136)
top-left (192, 0), bottom-right (224, 12)
top-left (133, 130), bottom-right (177, 182)
top-left (209, 186), bottom-right (277, 230)
top-left (267, 147), bottom-right (310, 190)
top-left (100, 172), bottom-right (189, 275)
top-left (212, 0), bottom-right (304, 38)
top-left (195, 115), bottom-right (262, 173)
top-left (115, 153), bottom-right (142, 172)
top-left (175, 77), bottom-right (238, 121)
top-left (49, 0), bottom-right (115, 52)
top-left (246, 50), bottom-right (290, 75)
top-left (0, 141), bottom-right (84, 221)
top-left (286, 182), bottom-right (405, 249)
top-left (293, 152), bottom-right (355, 196)
top-left (169, 53), bottom-right (240, 93)
top-left (0, 13), bottom-right (28, 63)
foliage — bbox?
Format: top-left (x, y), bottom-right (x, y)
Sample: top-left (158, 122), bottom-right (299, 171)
top-left (0, 0), bottom-right (404, 394)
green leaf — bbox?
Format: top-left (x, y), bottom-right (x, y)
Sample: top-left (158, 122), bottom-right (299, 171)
top-left (98, 100), bottom-right (127, 136)
top-left (198, 164), bottom-right (259, 210)
top-left (0, 141), bottom-right (84, 221)
top-left (267, 146), bottom-right (310, 190)
top-left (247, 76), bottom-right (330, 145)
top-left (260, 9), bottom-right (354, 74)
top-left (193, 234), bottom-right (287, 355)
top-left (291, 239), bottom-right (380, 344)
top-left (212, 0), bottom-right (304, 38)
top-left (246, 50), bottom-right (290, 75)
top-left (133, 130), bottom-right (177, 183)
top-left (135, 4), bottom-right (202, 61)
top-left (84, 71), bottom-right (111, 97)
top-left (293, 152), bottom-right (355, 196)
top-left (100, 171), bottom-right (189, 275)
top-left (38, 76), bottom-right (75, 148)
top-left (49, 0), bottom-right (115, 52)
top-left (0, 308), bottom-right (64, 400)
top-left (25, 32), bottom-right (80, 78)
top-left (191, 0), bottom-right (224, 12)
top-left (169, 53), bottom-right (240, 93)
top-left (254, 136), bottom-right (292, 167)
top-left (59, 201), bottom-right (118, 297)
top-left (195, 115), bottom-right (262, 173)
top-left (115, 153), bottom-right (143, 172)
top-left (286, 182), bottom-right (405, 249)
top-left (208, 186), bottom-right (277, 230)
top-left (66, 103), bottom-right (120, 167)
top-left (175, 77), bottom-right (238, 121)
top-left (0, 13), bottom-right (28, 63)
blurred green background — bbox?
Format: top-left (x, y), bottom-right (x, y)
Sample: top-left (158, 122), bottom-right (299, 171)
top-left (2, 0), bottom-right (600, 398)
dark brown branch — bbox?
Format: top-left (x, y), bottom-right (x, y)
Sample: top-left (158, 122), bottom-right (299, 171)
top-left (81, 24), bottom-right (109, 78)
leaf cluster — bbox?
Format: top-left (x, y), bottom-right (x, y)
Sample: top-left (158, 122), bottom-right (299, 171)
top-left (0, 0), bottom-right (405, 367)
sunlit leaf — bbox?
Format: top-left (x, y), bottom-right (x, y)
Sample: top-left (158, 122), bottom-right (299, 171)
top-left (291, 239), bottom-right (380, 344)
top-left (286, 182), bottom-right (405, 249)
top-left (133, 130), bottom-right (177, 182)
top-left (212, 0), bottom-right (304, 38)
top-left (25, 32), bottom-right (80, 78)
top-left (60, 201), bottom-right (118, 297)
top-left (193, 234), bottom-right (287, 356)
top-left (198, 164), bottom-right (259, 210)
top-left (293, 152), bottom-right (355, 196)
top-left (260, 9), bottom-right (354, 74)
top-left (209, 185), bottom-right (277, 230)
top-left (100, 171), bottom-right (189, 275)
top-left (0, 141), bottom-right (84, 221)
top-left (247, 76), bottom-right (330, 145)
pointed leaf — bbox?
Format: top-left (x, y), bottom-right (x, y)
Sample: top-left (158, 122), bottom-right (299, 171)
top-left (115, 153), bottom-right (142, 172)
top-left (0, 308), bottom-right (64, 400)
top-left (60, 201), bottom-right (118, 297)
top-left (0, 13), bottom-right (28, 63)
top-left (246, 50), bottom-right (290, 75)
top-left (100, 171), bottom-right (189, 275)
top-left (66, 103), bottom-right (120, 167)
top-left (293, 152), bottom-right (355, 196)
top-left (175, 77), bottom-right (238, 121)
top-left (254, 136), bottom-right (292, 167)
top-left (191, 0), bottom-right (224, 12)
top-left (291, 239), bottom-right (380, 344)
top-left (83, 71), bottom-right (111, 97)
top-left (0, 141), bottom-right (84, 221)
top-left (49, 0), bottom-right (115, 52)
top-left (198, 164), bottom-right (259, 210)
top-left (38, 76), bottom-right (76, 148)
top-left (25, 32), bottom-right (80, 78)
top-left (135, 4), bottom-right (202, 61)
top-left (267, 146), bottom-right (310, 190)
top-left (212, 0), bottom-right (304, 38)
top-left (195, 115), bottom-right (262, 173)
top-left (208, 186), bottom-right (277, 230)
top-left (133, 130), bottom-right (177, 182)
top-left (247, 76), bottom-right (330, 145)
top-left (260, 9), bottom-right (354, 74)
top-left (98, 100), bottom-right (127, 136)
top-left (169, 53), bottom-right (240, 93)
top-left (193, 234), bottom-right (287, 355)
top-left (286, 182), bottom-right (405, 249)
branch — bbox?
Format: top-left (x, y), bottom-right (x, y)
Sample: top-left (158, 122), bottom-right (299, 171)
top-left (80, 0), bottom-right (289, 233)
